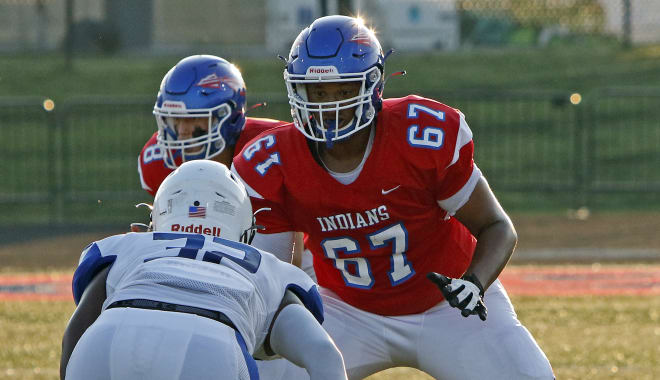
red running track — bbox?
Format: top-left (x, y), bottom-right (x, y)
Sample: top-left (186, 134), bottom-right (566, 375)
top-left (1, 265), bottom-right (659, 301)
top-left (0, 273), bottom-right (72, 301)
top-left (499, 265), bottom-right (660, 296)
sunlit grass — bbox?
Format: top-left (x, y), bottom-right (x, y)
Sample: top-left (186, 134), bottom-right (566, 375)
top-left (0, 301), bottom-right (73, 380)
top-left (2, 294), bottom-right (658, 379)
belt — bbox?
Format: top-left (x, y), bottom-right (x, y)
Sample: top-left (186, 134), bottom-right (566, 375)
top-left (107, 298), bottom-right (236, 330)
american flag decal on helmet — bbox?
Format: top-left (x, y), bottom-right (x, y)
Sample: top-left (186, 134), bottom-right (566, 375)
top-left (197, 73), bottom-right (243, 91)
top-left (350, 34), bottom-right (371, 46)
top-left (197, 73), bottom-right (223, 88)
top-left (188, 205), bottom-right (206, 218)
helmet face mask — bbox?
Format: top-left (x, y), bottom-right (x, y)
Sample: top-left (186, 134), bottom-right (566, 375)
top-left (153, 55), bottom-right (246, 169)
top-left (151, 160), bottom-right (254, 243)
top-left (155, 102), bottom-right (231, 165)
top-left (284, 16), bottom-right (385, 144)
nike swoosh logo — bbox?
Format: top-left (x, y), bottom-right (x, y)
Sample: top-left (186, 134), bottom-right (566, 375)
top-left (381, 185), bottom-right (401, 195)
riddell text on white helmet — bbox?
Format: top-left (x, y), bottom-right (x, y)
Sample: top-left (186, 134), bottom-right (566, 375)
top-left (171, 223), bottom-right (222, 237)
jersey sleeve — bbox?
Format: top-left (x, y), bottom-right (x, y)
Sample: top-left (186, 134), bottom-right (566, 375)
top-left (434, 110), bottom-right (482, 215)
top-left (137, 155), bottom-right (155, 196)
top-left (252, 251), bottom-right (323, 360)
top-left (138, 133), bottom-right (168, 197)
top-left (234, 118), bottom-right (288, 153)
top-left (286, 282), bottom-right (323, 324)
top-left (231, 131), bottom-right (295, 234)
top-left (72, 237), bottom-right (121, 304)
top-left (390, 97), bottom-right (481, 216)
top-left (273, 259), bottom-right (324, 324)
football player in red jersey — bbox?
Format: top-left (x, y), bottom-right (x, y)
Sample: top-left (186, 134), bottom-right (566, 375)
top-left (137, 55), bottom-right (287, 197)
top-left (232, 16), bottom-right (554, 379)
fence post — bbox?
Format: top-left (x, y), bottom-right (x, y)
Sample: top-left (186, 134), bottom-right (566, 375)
top-left (584, 92), bottom-right (595, 209)
top-left (64, 0), bottom-right (74, 70)
top-left (61, 103), bottom-right (71, 225)
top-left (622, 0), bottom-right (632, 49)
top-left (572, 93), bottom-right (589, 208)
top-left (45, 100), bottom-right (58, 224)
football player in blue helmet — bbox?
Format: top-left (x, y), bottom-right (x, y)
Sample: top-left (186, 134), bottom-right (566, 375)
top-left (243, 15), bottom-right (555, 380)
top-left (153, 55), bottom-right (247, 169)
top-left (140, 55), bottom-right (286, 197)
top-left (284, 15), bottom-right (385, 146)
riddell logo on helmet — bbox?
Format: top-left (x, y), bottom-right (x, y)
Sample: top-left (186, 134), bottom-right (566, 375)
top-left (162, 101), bottom-right (186, 109)
top-left (307, 66), bottom-right (338, 75)
top-left (171, 223), bottom-right (221, 237)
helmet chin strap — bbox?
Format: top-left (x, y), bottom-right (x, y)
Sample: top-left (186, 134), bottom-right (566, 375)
top-left (317, 115), bottom-right (359, 149)
top-left (241, 208), bottom-right (268, 244)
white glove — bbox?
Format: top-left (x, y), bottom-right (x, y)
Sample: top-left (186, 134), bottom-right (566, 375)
top-left (427, 272), bottom-right (488, 321)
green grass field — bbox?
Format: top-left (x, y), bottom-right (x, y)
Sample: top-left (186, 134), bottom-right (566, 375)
top-left (2, 292), bottom-right (658, 379)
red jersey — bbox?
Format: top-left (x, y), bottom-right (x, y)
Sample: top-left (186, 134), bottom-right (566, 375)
top-left (233, 96), bottom-right (481, 316)
top-left (138, 117), bottom-right (287, 196)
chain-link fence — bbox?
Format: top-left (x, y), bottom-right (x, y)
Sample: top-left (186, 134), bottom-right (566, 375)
top-left (2, 88), bottom-right (659, 227)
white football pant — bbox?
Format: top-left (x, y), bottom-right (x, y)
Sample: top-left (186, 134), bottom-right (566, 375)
top-left (257, 279), bottom-right (554, 380)
top-left (65, 307), bottom-right (257, 380)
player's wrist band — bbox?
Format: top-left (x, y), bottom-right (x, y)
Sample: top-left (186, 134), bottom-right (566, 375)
top-left (461, 273), bottom-right (485, 296)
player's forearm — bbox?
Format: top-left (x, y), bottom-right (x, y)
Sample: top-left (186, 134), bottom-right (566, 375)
top-left (60, 266), bottom-right (109, 379)
top-left (270, 304), bottom-right (347, 380)
top-left (465, 218), bottom-right (517, 289)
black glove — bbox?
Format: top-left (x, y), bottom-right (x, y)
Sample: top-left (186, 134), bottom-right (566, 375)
top-left (427, 272), bottom-right (488, 321)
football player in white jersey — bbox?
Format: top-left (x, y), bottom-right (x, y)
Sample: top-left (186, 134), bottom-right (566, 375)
top-left (60, 161), bottom-right (346, 380)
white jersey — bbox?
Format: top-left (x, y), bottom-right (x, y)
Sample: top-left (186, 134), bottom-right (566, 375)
top-left (72, 231), bottom-right (322, 357)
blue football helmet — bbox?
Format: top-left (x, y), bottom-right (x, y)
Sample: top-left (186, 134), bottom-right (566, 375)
top-left (284, 15), bottom-right (385, 143)
top-left (153, 55), bottom-right (247, 169)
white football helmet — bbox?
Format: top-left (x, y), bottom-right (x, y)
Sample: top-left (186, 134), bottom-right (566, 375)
top-left (151, 160), bottom-right (254, 243)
